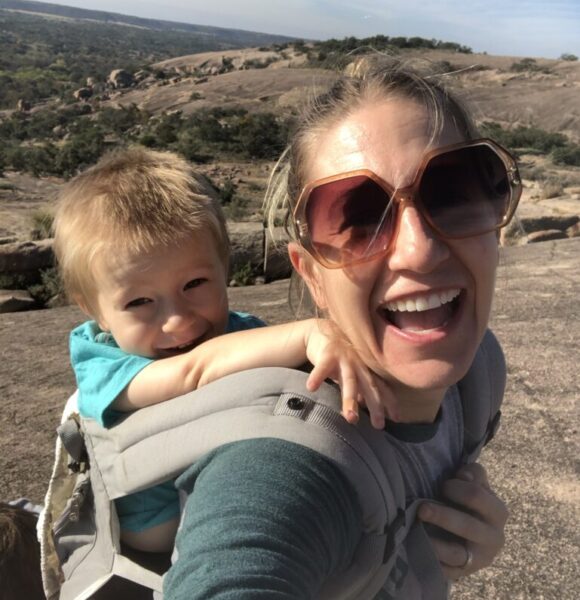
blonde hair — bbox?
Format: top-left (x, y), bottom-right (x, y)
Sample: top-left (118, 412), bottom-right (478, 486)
top-left (53, 146), bottom-right (228, 314)
top-left (264, 57), bottom-right (479, 243)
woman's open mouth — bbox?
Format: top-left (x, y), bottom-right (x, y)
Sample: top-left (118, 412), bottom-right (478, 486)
top-left (380, 288), bottom-right (462, 334)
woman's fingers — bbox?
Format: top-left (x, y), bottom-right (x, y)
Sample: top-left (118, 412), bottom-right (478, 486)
top-left (419, 498), bottom-right (501, 547)
top-left (441, 477), bottom-right (509, 530)
top-left (419, 465), bottom-right (508, 579)
top-left (428, 537), bottom-right (475, 580)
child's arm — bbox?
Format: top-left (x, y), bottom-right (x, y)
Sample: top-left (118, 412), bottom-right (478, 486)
top-left (113, 319), bottom-right (396, 427)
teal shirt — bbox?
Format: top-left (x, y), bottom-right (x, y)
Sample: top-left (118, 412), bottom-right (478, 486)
top-left (69, 311), bottom-right (265, 532)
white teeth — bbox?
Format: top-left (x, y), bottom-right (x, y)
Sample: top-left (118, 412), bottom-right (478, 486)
top-left (385, 289), bottom-right (460, 313)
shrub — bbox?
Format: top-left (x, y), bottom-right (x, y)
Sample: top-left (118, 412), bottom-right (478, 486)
top-left (551, 144), bottom-right (580, 167)
top-left (230, 262), bottom-right (255, 286)
top-left (176, 130), bottom-right (212, 163)
top-left (479, 122), bottom-right (567, 154)
top-left (560, 53), bottom-right (578, 61)
top-left (510, 58), bottom-right (551, 74)
top-left (30, 209), bottom-right (54, 240)
top-left (541, 179), bottom-right (564, 199)
top-left (237, 113), bottom-right (289, 159)
top-left (217, 179), bottom-right (237, 205)
top-left (223, 195), bottom-right (249, 221)
top-left (519, 164), bottom-right (546, 181)
top-left (27, 267), bottom-right (64, 307)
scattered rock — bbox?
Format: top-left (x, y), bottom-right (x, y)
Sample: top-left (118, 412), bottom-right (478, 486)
top-left (0, 236), bottom-right (18, 246)
top-left (566, 221), bottom-right (580, 238)
top-left (527, 229), bottom-right (568, 243)
top-left (0, 289), bottom-right (36, 313)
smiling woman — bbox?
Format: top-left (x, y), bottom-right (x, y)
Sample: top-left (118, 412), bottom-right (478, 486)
top-left (163, 58), bottom-right (516, 599)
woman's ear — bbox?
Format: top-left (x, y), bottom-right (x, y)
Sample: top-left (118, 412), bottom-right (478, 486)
top-left (288, 242), bottom-right (328, 310)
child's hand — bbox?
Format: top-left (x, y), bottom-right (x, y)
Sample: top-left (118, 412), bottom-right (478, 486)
top-left (304, 320), bottom-right (398, 428)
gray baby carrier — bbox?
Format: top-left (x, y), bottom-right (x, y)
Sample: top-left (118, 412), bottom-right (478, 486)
top-left (39, 330), bottom-right (505, 600)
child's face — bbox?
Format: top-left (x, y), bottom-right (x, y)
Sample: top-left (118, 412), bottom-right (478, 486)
top-left (93, 234), bottom-right (229, 358)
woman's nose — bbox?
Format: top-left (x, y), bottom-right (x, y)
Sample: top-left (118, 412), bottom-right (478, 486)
top-left (387, 202), bottom-right (450, 273)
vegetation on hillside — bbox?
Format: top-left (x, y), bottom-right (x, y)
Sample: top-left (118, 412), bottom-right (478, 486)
top-left (0, 7), bottom-right (291, 109)
top-left (272, 35), bottom-right (472, 70)
top-left (480, 122), bottom-right (580, 167)
top-left (0, 104), bottom-right (294, 177)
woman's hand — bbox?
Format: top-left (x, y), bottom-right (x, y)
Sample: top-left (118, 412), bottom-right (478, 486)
top-left (304, 320), bottom-right (399, 427)
top-left (417, 462), bottom-right (508, 580)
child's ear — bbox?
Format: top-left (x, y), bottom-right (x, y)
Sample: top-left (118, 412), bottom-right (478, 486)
top-left (287, 242), bottom-right (328, 310)
top-left (74, 296), bottom-right (109, 331)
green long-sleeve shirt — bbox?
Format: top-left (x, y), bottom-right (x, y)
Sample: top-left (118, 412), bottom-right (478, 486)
top-left (163, 438), bottom-right (362, 599)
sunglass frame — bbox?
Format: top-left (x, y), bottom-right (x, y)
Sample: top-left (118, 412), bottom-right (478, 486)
top-left (292, 138), bottom-right (522, 269)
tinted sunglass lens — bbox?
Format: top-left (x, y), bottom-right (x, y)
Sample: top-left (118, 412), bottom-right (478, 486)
top-left (419, 145), bottom-right (511, 237)
top-left (306, 175), bottom-right (393, 265)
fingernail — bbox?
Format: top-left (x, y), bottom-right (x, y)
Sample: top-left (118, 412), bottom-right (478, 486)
top-left (347, 410), bottom-right (359, 423)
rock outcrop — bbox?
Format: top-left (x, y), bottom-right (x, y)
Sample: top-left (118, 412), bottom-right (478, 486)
top-left (107, 69), bottom-right (135, 89)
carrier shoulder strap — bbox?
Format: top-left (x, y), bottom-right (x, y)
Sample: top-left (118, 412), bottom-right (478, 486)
top-left (52, 368), bottom-right (417, 600)
top-left (457, 328), bottom-right (506, 463)
top-left (47, 327), bottom-right (504, 600)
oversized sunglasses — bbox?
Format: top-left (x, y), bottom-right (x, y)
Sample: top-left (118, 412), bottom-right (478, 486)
top-left (293, 139), bottom-right (522, 269)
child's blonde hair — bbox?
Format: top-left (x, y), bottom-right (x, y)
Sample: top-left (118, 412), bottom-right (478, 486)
top-left (53, 146), bottom-right (229, 314)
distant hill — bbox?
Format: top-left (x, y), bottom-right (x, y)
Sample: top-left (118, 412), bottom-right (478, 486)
top-left (0, 0), bottom-right (298, 108)
top-left (0, 0), bottom-right (296, 45)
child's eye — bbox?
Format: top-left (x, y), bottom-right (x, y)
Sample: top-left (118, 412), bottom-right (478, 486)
top-left (184, 278), bottom-right (206, 290)
top-left (125, 297), bottom-right (151, 309)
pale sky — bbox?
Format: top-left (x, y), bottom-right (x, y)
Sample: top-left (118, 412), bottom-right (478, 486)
top-left (46, 0), bottom-right (580, 59)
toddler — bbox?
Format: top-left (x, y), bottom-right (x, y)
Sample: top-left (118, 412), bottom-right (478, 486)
top-left (53, 147), bottom-right (391, 553)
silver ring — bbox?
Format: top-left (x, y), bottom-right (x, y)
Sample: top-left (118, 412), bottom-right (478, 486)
top-left (460, 546), bottom-right (474, 570)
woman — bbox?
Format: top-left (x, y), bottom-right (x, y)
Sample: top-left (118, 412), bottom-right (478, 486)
top-left (163, 60), bottom-right (516, 598)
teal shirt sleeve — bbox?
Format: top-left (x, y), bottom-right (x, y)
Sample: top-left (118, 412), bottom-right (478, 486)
top-left (163, 438), bottom-right (362, 599)
top-left (70, 321), bottom-right (153, 427)
top-left (227, 310), bottom-right (266, 331)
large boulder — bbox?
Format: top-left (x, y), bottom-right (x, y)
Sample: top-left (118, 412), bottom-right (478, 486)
top-left (228, 222), bottom-right (265, 280)
top-left (0, 289), bottom-right (36, 313)
top-left (73, 87), bottom-right (93, 102)
top-left (0, 240), bottom-right (54, 286)
top-left (107, 69), bottom-right (134, 89)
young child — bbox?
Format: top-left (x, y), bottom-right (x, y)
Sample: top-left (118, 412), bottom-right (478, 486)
top-left (0, 502), bottom-right (44, 600)
top-left (53, 147), bottom-right (392, 554)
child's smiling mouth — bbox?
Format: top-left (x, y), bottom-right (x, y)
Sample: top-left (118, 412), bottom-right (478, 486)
top-left (158, 333), bottom-right (209, 357)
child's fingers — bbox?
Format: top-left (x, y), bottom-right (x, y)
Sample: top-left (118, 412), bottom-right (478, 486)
top-left (306, 356), bottom-right (333, 391)
top-left (355, 368), bottom-right (385, 429)
top-left (337, 363), bottom-right (360, 424)
top-left (341, 397), bottom-right (359, 424)
top-left (374, 379), bottom-right (400, 422)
